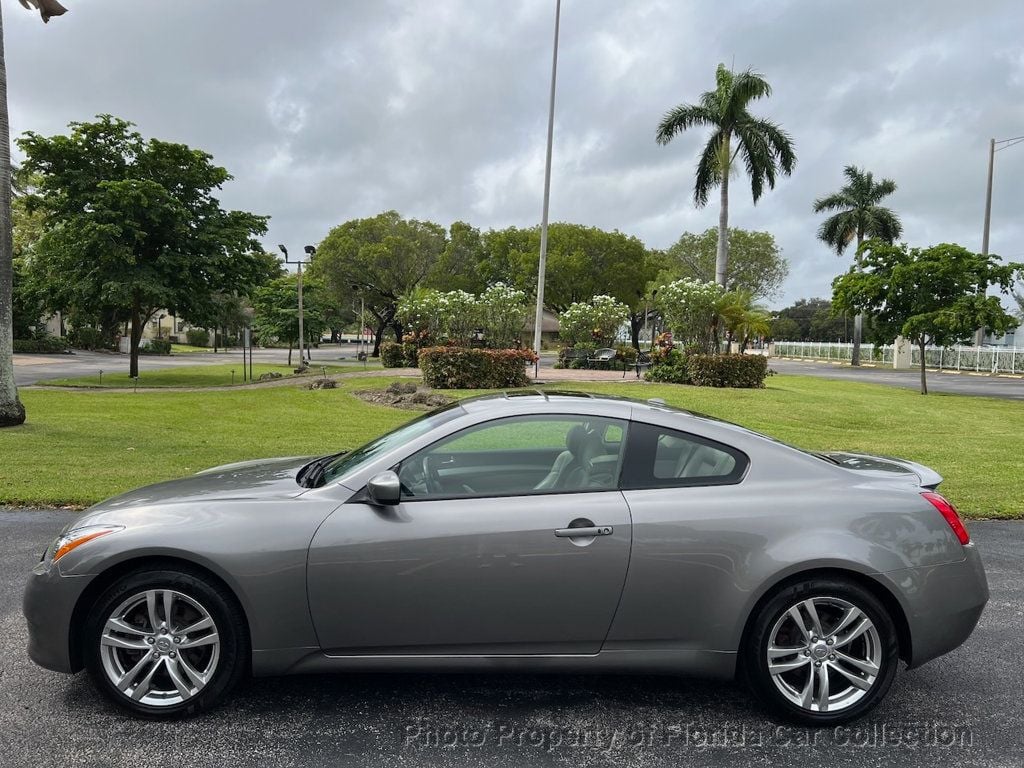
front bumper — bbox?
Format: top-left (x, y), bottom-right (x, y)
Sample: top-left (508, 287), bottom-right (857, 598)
top-left (878, 542), bottom-right (989, 668)
top-left (23, 559), bottom-right (94, 674)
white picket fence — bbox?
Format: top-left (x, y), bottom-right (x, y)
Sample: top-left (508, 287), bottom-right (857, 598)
top-left (772, 341), bottom-right (1024, 375)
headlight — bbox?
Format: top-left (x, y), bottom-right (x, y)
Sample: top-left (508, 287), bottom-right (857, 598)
top-left (45, 525), bottom-right (124, 564)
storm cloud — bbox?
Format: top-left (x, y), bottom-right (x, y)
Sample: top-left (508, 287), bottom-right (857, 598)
top-left (7, 0), bottom-right (1024, 305)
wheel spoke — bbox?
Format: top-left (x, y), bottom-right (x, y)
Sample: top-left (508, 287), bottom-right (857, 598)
top-left (105, 617), bottom-right (147, 637)
top-left (178, 631), bottom-right (219, 650)
top-left (814, 663), bottom-right (830, 712)
top-left (179, 616), bottom-right (214, 636)
top-left (802, 599), bottom-right (824, 638)
top-left (130, 657), bottom-right (163, 701)
top-left (164, 657), bottom-right (194, 699)
top-left (176, 653), bottom-right (210, 688)
top-left (770, 656), bottom-right (811, 675)
top-left (787, 606), bottom-right (811, 642)
top-left (833, 617), bottom-right (871, 649)
top-left (829, 606), bottom-right (863, 639)
top-left (828, 660), bottom-right (874, 691)
top-left (116, 653), bottom-right (153, 692)
top-left (833, 650), bottom-right (879, 676)
top-left (163, 591), bottom-right (176, 632)
top-left (101, 634), bottom-right (150, 651)
top-left (799, 666), bottom-right (814, 709)
top-left (146, 590), bottom-right (161, 631)
top-left (768, 644), bottom-right (803, 659)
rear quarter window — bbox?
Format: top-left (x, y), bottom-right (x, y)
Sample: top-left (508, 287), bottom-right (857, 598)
top-left (621, 421), bottom-right (749, 490)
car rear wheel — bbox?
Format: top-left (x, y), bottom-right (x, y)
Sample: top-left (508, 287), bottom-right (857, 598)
top-left (84, 568), bottom-right (248, 718)
top-left (744, 578), bottom-right (899, 725)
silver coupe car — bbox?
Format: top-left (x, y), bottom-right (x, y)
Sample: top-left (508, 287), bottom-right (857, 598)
top-left (24, 392), bottom-right (988, 724)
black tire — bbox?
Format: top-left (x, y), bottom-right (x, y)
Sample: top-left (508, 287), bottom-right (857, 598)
top-left (83, 567), bottom-right (249, 719)
top-left (744, 578), bottom-right (899, 726)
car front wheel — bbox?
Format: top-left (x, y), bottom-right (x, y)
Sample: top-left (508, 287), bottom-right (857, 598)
top-left (84, 567), bottom-right (248, 718)
top-left (745, 578), bottom-right (899, 725)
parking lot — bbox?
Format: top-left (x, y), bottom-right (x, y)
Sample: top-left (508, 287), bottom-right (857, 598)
top-left (1, 509), bottom-right (1020, 767)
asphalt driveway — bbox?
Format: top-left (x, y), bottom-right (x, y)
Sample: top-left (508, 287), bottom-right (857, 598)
top-left (1, 509), bottom-right (1020, 767)
top-left (769, 358), bottom-right (1024, 400)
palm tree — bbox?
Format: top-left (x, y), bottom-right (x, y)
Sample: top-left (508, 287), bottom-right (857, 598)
top-left (0, 1), bottom-right (66, 427)
top-left (813, 165), bottom-right (902, 365)
top-left (716, 289), bottom-right (771, 351)
top-left (656, 63), bottom-right (796, 289)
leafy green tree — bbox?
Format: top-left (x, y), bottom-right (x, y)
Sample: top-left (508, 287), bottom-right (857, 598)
top-left (656, 63), bottom-right (796, 289)
top-left (769, 315), bottom-right (800, 341)
top-left (431, 222), bottom-right (488, 294)
top-left (480, 223), bottom-right (660, 347)
top-left (833, 241), bottom-right (1022, 394)
top-left (772, 297), bottom-right (850, 341)
top-left (661, 228), bottom-right (788, 299)
top-left (252, 275), bottom-right (329, 366)
top-left (17, 116), bottom-right (269, 377)
top-left (310, 211), bottom-right (447, 356)
top-left (813, 165), bottom-right (902, 365)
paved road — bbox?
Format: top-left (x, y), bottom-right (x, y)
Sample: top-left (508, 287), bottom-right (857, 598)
top-left (769, 358), bottom-right (1024, 400)
top-left (13, 345), bottom-right (373, 386)
top-left (1, 509), bottom-right (1020, 767)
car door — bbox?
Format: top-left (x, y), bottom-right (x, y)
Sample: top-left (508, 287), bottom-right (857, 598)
top-left (307, 414), bottom-right (632, 656)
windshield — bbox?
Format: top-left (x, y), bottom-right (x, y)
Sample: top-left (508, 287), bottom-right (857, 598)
top-left (318, 401), bottom-right (465, 485)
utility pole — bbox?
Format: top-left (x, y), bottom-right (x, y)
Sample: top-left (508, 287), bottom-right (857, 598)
top-left (975, 135), bottom-right (1023, 345)
top-left (531, 0), bottom-right (561, 378)
top-left (278, 244), bottom-right (315, 367)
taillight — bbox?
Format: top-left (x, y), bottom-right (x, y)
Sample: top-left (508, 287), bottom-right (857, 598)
top-left (922, 492), bottom-right (969, 545)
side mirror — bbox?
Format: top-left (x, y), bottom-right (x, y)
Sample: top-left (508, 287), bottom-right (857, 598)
top-left (366, 470), bottom-right (401, 506)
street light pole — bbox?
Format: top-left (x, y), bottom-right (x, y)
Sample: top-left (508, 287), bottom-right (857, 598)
top-left (278, 243), bottom-right (315, 367)
top-left (975, 134), bottom-right (1023, 345)
top-left (531, 0), bottom-right (561, 378)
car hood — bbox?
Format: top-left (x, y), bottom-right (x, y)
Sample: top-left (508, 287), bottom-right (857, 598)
top-left (826, 452), bottom-right (943, 489)
top-left (86, 456), bottom-right (313, 512)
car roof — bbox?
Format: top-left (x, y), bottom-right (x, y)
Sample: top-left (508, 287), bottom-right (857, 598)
top-left (457, 389), bottom-right (702, 421)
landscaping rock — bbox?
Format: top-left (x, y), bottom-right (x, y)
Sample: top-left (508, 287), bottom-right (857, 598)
top-left (307, 379), bottom-right (337, 390)
top-left (355, 384), bottom-right (455, 411)
top-left (258, 372), bottom-right (283, 381)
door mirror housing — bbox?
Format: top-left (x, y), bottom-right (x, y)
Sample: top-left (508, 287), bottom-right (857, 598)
top-left (366, 471), bottom-right (401, 505)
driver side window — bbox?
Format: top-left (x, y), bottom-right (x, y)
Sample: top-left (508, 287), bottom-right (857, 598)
top-left (397, 415), bottom-right (627, 500)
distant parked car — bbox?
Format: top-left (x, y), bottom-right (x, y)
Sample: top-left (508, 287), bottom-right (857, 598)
top-left (24, 392), bottom-right (987, 723)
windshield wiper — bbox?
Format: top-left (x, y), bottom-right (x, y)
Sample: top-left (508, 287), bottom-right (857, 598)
top-left (297, 452), bottom-right (347, 488)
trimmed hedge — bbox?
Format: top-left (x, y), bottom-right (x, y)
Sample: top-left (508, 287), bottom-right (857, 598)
top-left (13, 335), bottom-right (70, 354)
top-left (185, 329), bottom-right (210, 347)
top-left (140, 337), bottom-right (172, 355)
top-left (644, 349), bottom-right (689, 384)
top-left (380, 341), bottom-right (419, 368)
top-left (686, 353), bottom-right (768, 388)
top-left (418, 346), bottom-right (537, 389)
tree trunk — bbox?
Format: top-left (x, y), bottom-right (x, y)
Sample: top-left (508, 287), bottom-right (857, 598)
top-left (0, 6), bottom-right (26, 427)
top-left (129, 296), bottom-right (142, 379)
top-left (919, 339), bottom-right (928, 395)
top-left (715, 137), bottom-right (730, 288)
top-left (851, 233), bottom-right (863, 366)
top-left (287, 341), bottom-right (292, 367)
top-left (629, 312), bottom-right (643, 350)
top-left (391, 322), bottom-right (402, 344)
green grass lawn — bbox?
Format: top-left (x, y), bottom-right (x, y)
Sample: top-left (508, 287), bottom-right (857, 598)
top-left (45, 363), bottom-right (349, 389)
top-left (1, 374), bottom-right (1020, 517)
top-left (169, 343), bottom-right (211, 354)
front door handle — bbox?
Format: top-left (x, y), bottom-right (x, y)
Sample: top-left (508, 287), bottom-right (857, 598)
top-left (554, 525), bottom-right (613, 537)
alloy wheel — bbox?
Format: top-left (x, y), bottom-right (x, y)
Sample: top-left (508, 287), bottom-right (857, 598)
top-left (99, 589), bottom-right (221, 707)
top-left (766, 596), bottom-right (882, 713)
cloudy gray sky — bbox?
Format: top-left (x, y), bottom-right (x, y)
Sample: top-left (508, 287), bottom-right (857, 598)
top-left (7, 0), bottom-right (1024, 306)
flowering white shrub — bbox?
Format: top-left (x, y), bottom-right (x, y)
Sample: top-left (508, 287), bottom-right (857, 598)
top-left (654, 278), bottom-right (723, 353)
top-left (559, 295), bottom-right (629, 347)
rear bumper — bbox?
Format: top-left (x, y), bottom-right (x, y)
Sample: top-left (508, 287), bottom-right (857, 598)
top-left (878, 543), bottom-right (988, 668)
top-left (23, 560), bottom-right (93, 674)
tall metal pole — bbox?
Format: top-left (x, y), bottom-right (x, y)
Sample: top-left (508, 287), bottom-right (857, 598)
top-left (297, 261), bottom-right (306, 365)
top-left (532, 0), bottom-right (561, 378)
top-left (975, 138), bottom-right (996, 347)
